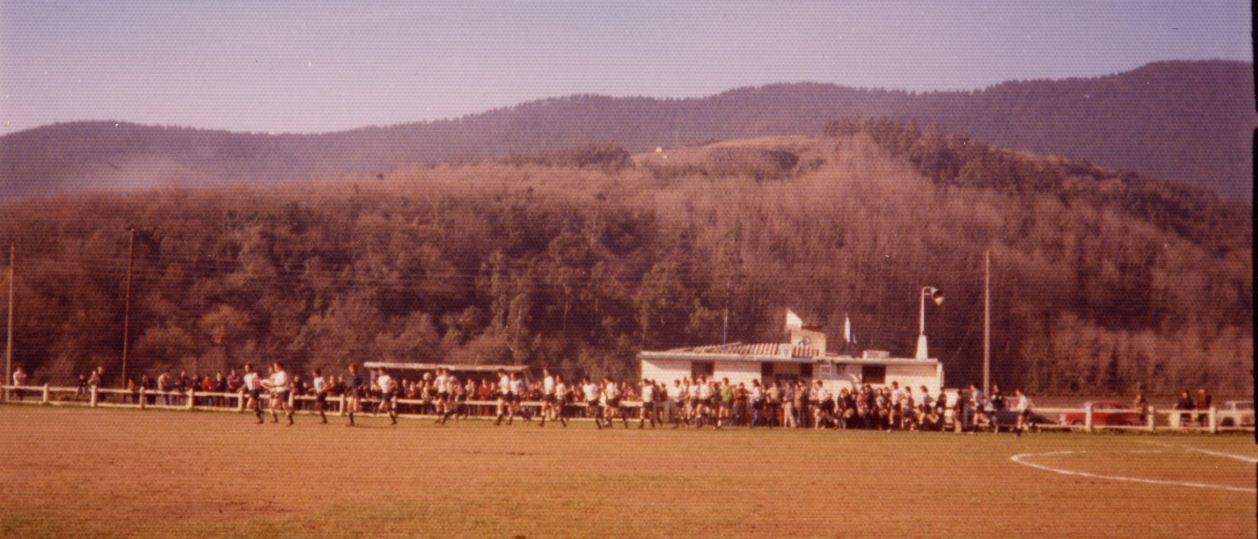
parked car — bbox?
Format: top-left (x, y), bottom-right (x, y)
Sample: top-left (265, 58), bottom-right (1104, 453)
top-left (1218, 400), bottom-right (1254, 428)
top-left (1058, 400), bottom-right (1141, 427)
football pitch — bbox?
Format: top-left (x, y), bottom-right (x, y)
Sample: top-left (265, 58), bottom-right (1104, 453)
top-left (0, 406), bottom-right (1253, 538)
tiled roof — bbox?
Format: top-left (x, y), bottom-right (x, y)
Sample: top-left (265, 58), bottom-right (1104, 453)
top-left (663, 342), bottom-right (821, 359)
top-left (641, 343), bottom-right (939, 365)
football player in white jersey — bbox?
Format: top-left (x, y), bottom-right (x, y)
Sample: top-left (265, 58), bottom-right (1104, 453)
top-left (511, 372), bottom-right (532, 423)
top-left (538, 368), bottom-right (567, 428)
top-left (1013, 388), bottom-right (1033, 438)
top-left (553, 377), bottom-right (569, 427)
top-left (601, 377), bottom-right (627, 429)
top-left (242, 363), bottom-right (264, 424)
top-left (262, 361), bottom-right (294, 425)
top-left (374, 368), bottom-right (398, 425)
top-left (436, 370), bottom-right (459, 424)
top-left (432, 368), bottom-right (449, 422)
top-left (311, 368), bottom-right (329, 424)
top-left (494, 369), bottom-right (513, 426)
top-left (638, 379), bottom-right (658, 429)
top-left (581, 377), bottom-right (601, 429)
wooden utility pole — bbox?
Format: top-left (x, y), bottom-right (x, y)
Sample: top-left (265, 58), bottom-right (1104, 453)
top-left (5, 241), bottom-right (13, 400)
top-left (121, 228), bottom-right (136, 388)
top-left (983, 249), bottom-right (991, 394)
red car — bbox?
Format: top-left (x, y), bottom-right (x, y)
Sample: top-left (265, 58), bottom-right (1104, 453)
top-left (1059, 400), bottom-right (1141, 426)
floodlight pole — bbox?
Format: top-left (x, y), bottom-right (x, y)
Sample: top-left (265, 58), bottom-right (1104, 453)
top-left (916, 286), bottom-right (941, 360)
top-left (5, 241), bottom-right (13, 400)
top-left (121, 227), bottom-right (135, 388)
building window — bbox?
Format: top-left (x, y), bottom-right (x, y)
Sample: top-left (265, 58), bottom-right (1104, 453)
top-left (800, 363), bottom-right (813, 379)
top-left (692, 361), bottom-right (714, 378)
top-left (862, 365), bottom-right (886, 384)
top-left (761, 362), bottom-right (774, 379)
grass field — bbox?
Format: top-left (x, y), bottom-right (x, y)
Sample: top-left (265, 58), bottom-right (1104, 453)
top-left (0, 406), bottom-right (1254, 538)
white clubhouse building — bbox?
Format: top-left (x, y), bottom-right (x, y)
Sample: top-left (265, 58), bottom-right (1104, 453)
top-left (638, 324), bottom-right (944, 394)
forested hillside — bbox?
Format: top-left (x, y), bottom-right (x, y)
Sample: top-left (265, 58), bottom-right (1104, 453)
top-left (0, 121), bottom-right (1250, 395)
top-left (1, 60), bottom-right (1252, 199)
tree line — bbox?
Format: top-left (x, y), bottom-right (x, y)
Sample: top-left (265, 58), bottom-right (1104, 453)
top-left (0, 123), bottom-right (1250, 395)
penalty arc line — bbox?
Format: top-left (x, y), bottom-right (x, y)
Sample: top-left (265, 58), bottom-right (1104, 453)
top-left (1009, 450), bottom-right (1257, 494)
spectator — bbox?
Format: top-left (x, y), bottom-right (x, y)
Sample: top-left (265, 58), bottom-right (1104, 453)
top-left (1195, 388), bottom-right (1212, 427)
top-left (76, 373), bottom-right (89, 399)
top-left (89, 367), bottom-right (104, 402)
top-left (1174, 389), bottom-right (1195, 426)
top-left (226, 369), bottom-right (243, 393)
top-left (12, 366), bottom-right (28, 400)
top-left (157, 370), bottom-right (173, 405)
top-left (140, 374), bottom-right (155, 404)
top-left (1132, 392), bottom-right (1149, 425)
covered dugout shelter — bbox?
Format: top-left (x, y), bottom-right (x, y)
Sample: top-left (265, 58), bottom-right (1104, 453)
top-left (638, 326), bottom-right (943, 394)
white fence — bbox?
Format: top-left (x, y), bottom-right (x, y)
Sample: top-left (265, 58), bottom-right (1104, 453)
top-left (1029, 404), bottom-right (1253, 434)
top-left (2, 385), bottom-right (1252, 433)
top-left (0, 384), bottom-right (623, 420)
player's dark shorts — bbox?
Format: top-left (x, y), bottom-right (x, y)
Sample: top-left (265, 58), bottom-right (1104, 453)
top-left (586, 400), bottom-right (599, 411)
top-left (437, 391), bottom-right (449, 401)
top-left (641, 401), bottom-right (655, 412)
top-left (248, 388), bottom-right (262, 400)
top-left (272, 390), bottom-right (290, 402)
top-left (544, 394), bottom-right (557, 404)
top-left (707, 396), bottom-right (719, 407)
top-left (346, 387), bottom-right (363, 399)
top-left (607, 398), bottom-right (620, 409)
top-left (315, 393), bottom-right (327, 404)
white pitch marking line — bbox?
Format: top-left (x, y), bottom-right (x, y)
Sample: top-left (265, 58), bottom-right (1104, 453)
top-left (1141, 441), bottom-right (1258, 464)
top-left (1182, 447), bottom-right (1258, 464)
top-left (1010, 450), bottom-right (1257, 494)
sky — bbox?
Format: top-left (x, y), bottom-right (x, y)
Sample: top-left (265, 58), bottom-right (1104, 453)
top-left (0, 1), bottom-right (1251, 135)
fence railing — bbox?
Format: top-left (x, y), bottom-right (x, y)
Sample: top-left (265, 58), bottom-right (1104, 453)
top-left (0, 384), bottom-right (628, 420)
top-left (1029, 404), bottom-right (1253, 434)
top-left (2, 384), bottom-right (1252, 433)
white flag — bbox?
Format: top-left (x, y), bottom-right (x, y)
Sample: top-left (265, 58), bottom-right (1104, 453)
top-left (844, 314), bottom-right (852, 343)
top-left (785, 309), bottom-right (803, 330)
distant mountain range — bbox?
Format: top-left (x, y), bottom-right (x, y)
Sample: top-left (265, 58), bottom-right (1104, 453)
top-left (1, 60), bottom-right (1252, 199)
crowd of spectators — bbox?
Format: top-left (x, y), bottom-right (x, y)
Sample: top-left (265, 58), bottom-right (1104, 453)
top-left (2, 364), bottom-right (1225, 435)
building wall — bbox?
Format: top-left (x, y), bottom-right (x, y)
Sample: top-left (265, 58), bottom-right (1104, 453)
top-left (641, 358), bottom-right (691, 383)
top-left (819, 363), bottom-right (862, 391)
top-left (714, 360), bottom-right (762, 386)
top-left (641, 357), bottom-right (942, 395)
top-left (887, 364), bottom-right (942, 395)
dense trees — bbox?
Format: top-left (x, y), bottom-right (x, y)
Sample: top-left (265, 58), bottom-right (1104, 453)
top-left (0, 127), bottom-right (1250, 395)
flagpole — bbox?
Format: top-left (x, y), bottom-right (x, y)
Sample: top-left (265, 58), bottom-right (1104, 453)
top-left (983, 249), bottom-right (991, 394)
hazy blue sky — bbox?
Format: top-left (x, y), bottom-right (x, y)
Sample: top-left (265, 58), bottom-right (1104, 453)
top-left (0, 1), bottom-right (1250, 134)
